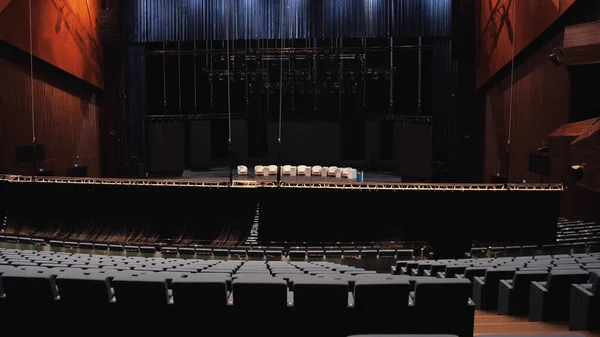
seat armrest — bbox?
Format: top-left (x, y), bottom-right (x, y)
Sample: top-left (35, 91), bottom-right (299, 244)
top-left (391, 266), bottom-right (397, 274)
top-left (474, 276), bottom-right (485, 285)
top-left (424, 270), bottom-right (431, 276)
top-left (287, 290), bottom-right (294, 307)
top-left (572, 283), bottom-right (594, 296)
top-left (347, 291), bottom-right (354, 308)
top-left (499, 279), bottom-right (514, 290)
top-left (437, 271), bottom-right (446, 278)
top-left (455, 274), bottom-right (464, 279)
top-left (531, 281), bottom-right (548, 292)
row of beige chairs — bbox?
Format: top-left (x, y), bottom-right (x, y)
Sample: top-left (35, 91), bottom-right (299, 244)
top-left (237, 165), bottom-right (357, 179)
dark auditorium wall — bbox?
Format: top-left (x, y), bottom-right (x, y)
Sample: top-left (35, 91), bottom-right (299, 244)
top-left (0, 0), bottom-right (103, 89)
top-left (482, 1), bottom-right (600, 184)
top-left (476, 0), bottom-right (576, 88)
top-left (267, 121), bottom-right (342, 166)
top-left (0, 42), bottom-right (101, 177)
top-left (483, 31), bottom-right (570, 183)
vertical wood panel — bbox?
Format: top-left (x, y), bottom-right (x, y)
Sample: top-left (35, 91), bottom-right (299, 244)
top-left (484, 31), bottom-right (570, 183)
top-left (0, 54), bottom-right (100, 176)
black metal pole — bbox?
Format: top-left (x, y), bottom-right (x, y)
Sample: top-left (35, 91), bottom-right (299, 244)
top-left (505, 142), bottom-right (511, 185)
top-left (229, 139), bottom-right (233, 185)
top-left (277, 139), bottom-right (282, 185)
top-left (32, 138), bottom-right (37, 177)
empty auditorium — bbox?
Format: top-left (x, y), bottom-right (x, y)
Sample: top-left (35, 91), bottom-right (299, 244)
top-left (1, 0), bottom-right (600, 336)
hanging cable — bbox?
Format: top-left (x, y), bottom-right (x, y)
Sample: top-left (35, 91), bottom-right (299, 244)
top-left (226, 0), bottom-right (233, 184)
top-left (506, 1), bottom-right (516, 184)
top-left (28, 0), bottom-right (36, 176)
top-left (277, 0), bottom-right (285, 184)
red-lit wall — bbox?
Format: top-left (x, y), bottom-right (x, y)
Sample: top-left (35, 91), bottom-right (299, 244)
top-left (476, 0), bottom-right (576, 88)
top-left (0, 0), bottom-right (103, 89)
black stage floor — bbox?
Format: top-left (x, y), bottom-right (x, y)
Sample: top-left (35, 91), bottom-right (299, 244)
top-left (179, 167), bottom-right (406, 183)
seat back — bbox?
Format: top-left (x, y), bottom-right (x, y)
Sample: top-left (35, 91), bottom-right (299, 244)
top-left (463, 267), bottom-right (489, 282)
top-left (429, 264), bottom-right (447, 274)
top-left (55, 273), bottom-right (112, 304)
top-left (353, 279), bottom-right (410, 313)
top-left (546, 269), bottom-right (590, 294)
top-left (293, 279), bottom-right (348, 314)
top-left (512, 270), bottom-right (549, 290)
top-left (171, 274), bottom-right (228, 310)
top-left (483, 267), bottom-right (516, 284)
top-left (232, 277), bottom-right (287, 314)
top-left (112, 274), bottom-right (169, 307)
top-left (445, 265), bottom-right (467, 278)
top-left (413, 278), bottom-right (471, 309)
top-left (1, 269), bottom-right (58, 304)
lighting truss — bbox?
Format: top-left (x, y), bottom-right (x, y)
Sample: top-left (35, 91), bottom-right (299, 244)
top-left (507, 183), bottom-right (564, 191)
top-left (0, 175), bottom-right (563, 192)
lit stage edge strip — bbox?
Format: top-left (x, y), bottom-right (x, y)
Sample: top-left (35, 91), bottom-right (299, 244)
top-left (0, 174), bottom-right (563, 191)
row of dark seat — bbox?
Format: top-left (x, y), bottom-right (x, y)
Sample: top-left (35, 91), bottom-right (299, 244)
top-left (0, 247), bottom-right (472, 337)
top-left (0, 236), bottom-right (414, 258)
top-left (556, 218), bottom-right (600, 244)
top-left (393, 253), bottom-right (600, 331)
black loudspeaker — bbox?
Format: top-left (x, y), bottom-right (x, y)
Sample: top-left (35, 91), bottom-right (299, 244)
top-left (67, 165), bottom-right (88, 177)
top-left (190, 121), bottom-right (211, 169)
top-left (147, 122), bottom-right (185, 174)
top-left (529, 153), bottom-right (550, 175)
top-left (16, 144), bottom-right (45, 163)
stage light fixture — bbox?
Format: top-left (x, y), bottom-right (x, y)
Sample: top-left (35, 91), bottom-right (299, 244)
top-left (571, 164), bottom-right (585, 181)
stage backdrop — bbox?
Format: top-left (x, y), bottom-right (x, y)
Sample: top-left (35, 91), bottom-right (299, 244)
top-left (476, 0), bottom-right (576, 88)
top-left (0, 0), bottom-right (103, 88)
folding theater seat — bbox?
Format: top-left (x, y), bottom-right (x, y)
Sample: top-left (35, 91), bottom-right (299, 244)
top-left (237, 165), bottom-right (248, 176)
top-left (1, 269), bottom-right (59, 328)
top-left (401, 262), bottom-right (419, 275)
top-left (568, 271), bottom-right (600, 331)
top-left (55, 273), bottom-right (113, 333)
top-left (293, 279), bottom-right (350, 337)
top-left (171, 274), bottom-right (229, 336)
top-left (282, 165), bottom-right (292, 175)
top-left (409, 278), bottom-right (474, 337)
top-left (231, 277), bottom-right (289, 337)
top-left (472, 267), bottom-right (516, 310)
top-left (411, 262), bottom-right (433, 276)
top-left (459, 266), bottom-right (493, 283)
top-left (351, 278), bottom-right (411, 335)
top-left (497, 270), bottom-right (549, 315)
top-left (529, 269), bottom-right (590, 321)
top-left (440, 265), bottom-right (468, 278)
top-left (424, 264), bottom-right (447, 277)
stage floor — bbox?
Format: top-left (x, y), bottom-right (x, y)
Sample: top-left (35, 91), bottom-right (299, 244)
top-left (180, 168), bottom-right (406, 184)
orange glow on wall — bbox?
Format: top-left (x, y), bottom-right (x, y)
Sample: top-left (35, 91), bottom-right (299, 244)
top-left (476, 0), bottom-right (576, 88)
top-left (0, 0), bottom-right (103, 88)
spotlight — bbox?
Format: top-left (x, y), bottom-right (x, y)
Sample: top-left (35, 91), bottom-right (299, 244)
top-left (549, 47), bottom-right (564, 66)
top-left (571, 164), bottom-right (585, 181)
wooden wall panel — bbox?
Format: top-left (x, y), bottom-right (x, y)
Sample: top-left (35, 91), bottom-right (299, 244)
top-left (476, 0), bottom-right (576, 88)
top-left (484, 31), bottom-right (571, 183)
top-left (0, 50), bottom-right (100, 177)
top-left (0, 0), bottom-right (103, 88)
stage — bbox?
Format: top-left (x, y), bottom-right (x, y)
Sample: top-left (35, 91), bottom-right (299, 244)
top-left (0, 174), bottom-right (563, 258)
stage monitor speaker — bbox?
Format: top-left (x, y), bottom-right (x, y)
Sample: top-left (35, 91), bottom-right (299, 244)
top-left (393, 123), bottom-right (432, 180)
top-left (147, 122), bottom-right (185, 174)
top-left (67, 165), bottom-right (88, 177)
top-left (16, 144), bottom-right (45, 163)
top-left (190, 121), bottom-right (211, 169)
top-left (529, 152), bottom-right (550, 175)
